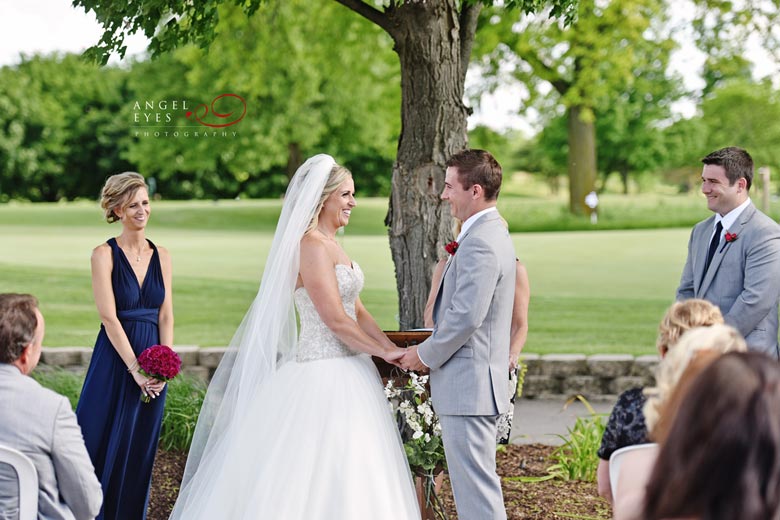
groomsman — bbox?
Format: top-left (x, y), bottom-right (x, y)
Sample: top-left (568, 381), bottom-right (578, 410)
top-left (677, 147), bottom-right (780, 358)
top-left (0, 293), bottom-right (102, 519)
top-left (401, 149), bottom-right (515, 520)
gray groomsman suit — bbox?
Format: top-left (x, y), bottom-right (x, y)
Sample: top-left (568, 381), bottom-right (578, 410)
top-left (418, 210), bottom-right (516, 520)
top-left (0, 363), bottom-right (102, 520)
top-left (677, 202), bottom-right (780, 358)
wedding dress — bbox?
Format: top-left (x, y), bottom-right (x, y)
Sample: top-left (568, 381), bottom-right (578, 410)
top-left (170, 155), bottom-right (419, 519)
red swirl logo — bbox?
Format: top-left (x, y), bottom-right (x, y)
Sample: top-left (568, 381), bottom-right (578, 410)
top-left (186, 93), bottom-right (246, 128)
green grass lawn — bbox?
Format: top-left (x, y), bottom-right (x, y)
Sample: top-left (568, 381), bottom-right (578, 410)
top-left (0, 196), bottom-right (713, 355)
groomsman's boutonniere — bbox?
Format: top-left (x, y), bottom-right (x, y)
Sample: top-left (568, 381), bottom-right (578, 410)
top-left (445, 241), bottom-right (459, 256)
top-left (720, 231), bottom-right (738, 253)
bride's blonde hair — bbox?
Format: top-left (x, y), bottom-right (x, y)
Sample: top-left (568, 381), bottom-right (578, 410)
top-left (305, 164), bottom-right (352, 234)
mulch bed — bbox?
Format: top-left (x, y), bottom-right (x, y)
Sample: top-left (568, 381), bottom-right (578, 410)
top-left (148, 444), bottom-right (611, 519)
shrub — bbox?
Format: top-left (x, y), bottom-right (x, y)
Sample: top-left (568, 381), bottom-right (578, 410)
top-left (522, 395), bottom-right (607, 483)
top-left (158, 374), bottom-right (207, 452)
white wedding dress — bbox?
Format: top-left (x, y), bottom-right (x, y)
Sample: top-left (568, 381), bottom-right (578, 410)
top-left (170, 262), bottom-right (420, 519)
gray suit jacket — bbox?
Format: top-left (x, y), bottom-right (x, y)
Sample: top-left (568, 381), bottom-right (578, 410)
top-left (0, 364), bottom-right (102, 520)
top-left (677, 202), bottom-right (780, 357)
top-left (418, 211), bottom-right (516, 416)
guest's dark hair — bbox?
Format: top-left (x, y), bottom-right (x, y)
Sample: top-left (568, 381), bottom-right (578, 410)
top-left (642, 351), bottom-right (780, 520)
top-left (702, 146), bottom-right (754, 191)
top-left (0, 293), bottom-right (39, 363)
top-left (446, 149), bottom-right (502, 200)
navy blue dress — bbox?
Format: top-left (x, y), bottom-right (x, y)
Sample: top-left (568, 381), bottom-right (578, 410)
top-left (76, 238), bottom-right (167, 520)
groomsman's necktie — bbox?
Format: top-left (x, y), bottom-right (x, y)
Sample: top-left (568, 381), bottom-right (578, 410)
top-left (703, 221), bottom-right (723, 275)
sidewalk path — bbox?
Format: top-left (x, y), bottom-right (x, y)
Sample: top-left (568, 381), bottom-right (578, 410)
top-left (509, 397), bottom-right (615, 446)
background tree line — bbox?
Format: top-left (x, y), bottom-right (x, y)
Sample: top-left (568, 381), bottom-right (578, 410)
top-left (0, 1), bottom-right (401, 202)
top-left (2, 0), bottom-right (778, 205)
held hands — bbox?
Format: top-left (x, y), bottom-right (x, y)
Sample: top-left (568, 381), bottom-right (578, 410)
top-left (399, 345), bottom-right (427, 372)
top-left (381, 346), bottom-right (406, 368)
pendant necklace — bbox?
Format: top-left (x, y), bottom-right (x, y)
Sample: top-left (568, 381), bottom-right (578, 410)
top-left (119, 238), bottom-right (143, 262)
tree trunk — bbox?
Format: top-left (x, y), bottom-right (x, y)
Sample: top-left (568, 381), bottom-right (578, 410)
top-left (620, 168), bottom-right (629, 194)
top-left (286, 142), bottom-right (303, 181)
top-left (567, 105), bottom-right (597, 215)
top-left (386, 0), bottom-right (468, 329)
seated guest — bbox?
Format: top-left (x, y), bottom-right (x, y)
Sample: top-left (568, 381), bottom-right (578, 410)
top-left (611, 324), bottom-right (746, 520)
top-left (642, 351), bottom-right (780, 520)
top-left (597, 299), bottom-right (723, 502)
top-left (0, 293), bottom-right (102, 520)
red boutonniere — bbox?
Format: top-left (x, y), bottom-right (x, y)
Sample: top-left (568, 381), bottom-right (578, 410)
top-left (719, 231), bottom-right (738, 253)
top-left (444, 241), bottom-right (459, 256)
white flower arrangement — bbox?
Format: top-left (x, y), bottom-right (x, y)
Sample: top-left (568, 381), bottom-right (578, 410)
top-left (384, 372), bottom-right (447, 517)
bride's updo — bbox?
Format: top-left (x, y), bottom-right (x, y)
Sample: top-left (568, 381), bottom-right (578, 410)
top-left (306, 164), bottom-right (352, 234)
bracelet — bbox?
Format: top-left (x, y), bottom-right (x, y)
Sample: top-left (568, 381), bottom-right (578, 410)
top-left (126, 360), bottom-right (140, 374)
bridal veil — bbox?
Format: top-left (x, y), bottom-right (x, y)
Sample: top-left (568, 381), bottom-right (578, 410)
top-left (173, 154), bottom-right (336, 506)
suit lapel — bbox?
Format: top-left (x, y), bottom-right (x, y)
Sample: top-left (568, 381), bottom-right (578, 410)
top-left (699, 204), bottom-right (755, 295)
top-left (694, 215), bottom-right (717, 294)
top-left (432, 212), bottom-right (500, 324)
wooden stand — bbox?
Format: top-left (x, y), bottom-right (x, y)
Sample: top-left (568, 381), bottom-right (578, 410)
top-left (372, 330), bottom-right (432, 378)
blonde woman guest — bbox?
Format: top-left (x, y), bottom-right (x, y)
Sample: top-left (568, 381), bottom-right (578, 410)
top-left (423, 227), bottom-right (530, 444)
top-left (75, 172), bottom-right (173, 520)
top-left (597, 299), bottom-right (724, 503)
top-left (612, 324), bottom-right (746, 520)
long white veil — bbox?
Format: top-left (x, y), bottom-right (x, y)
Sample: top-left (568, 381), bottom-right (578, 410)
top-left (173, 154), bottom-right (336, 509)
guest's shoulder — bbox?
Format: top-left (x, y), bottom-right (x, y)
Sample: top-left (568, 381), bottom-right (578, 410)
top-left (13, 373), bottom-right (69, 414)
top-left (614, 387), bottom-right (646, 409)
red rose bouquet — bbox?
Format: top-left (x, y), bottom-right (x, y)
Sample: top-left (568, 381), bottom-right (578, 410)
top-left (137, 344), bottom-right (182, 403)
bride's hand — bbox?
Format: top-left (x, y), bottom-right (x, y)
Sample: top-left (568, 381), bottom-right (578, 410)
top-left (381, 346), bottom-right (405, 364)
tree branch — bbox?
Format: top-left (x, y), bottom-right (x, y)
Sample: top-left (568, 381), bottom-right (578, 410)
top-left (458, 2), bottom-right (483, 85)
top-left (517, 48), bottom-right (570, 96)
top-left (332, 0), bottom-right (393, 35)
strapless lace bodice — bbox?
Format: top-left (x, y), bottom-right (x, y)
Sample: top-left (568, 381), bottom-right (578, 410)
top-left (294, 263), bottom-right (364, 362)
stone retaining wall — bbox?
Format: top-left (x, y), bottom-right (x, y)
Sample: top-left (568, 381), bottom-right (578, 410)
top-left (40, 347), bottom-right (659, 400)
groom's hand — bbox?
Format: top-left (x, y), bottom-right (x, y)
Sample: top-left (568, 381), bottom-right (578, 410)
top-left (400, 345), bottom-right (426, 372)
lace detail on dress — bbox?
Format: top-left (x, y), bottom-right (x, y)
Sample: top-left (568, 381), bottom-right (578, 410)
top-left (294, 263), bottom-right (364, 362)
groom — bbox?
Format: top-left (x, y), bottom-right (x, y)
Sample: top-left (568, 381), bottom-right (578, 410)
top-left (400, 149), bottom-right (515, 520)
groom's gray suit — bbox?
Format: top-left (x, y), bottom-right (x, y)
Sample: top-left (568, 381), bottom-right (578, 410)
top-left (418, 211), bottom-right (516, 520)
top-left (677, 202), bottom-right (780, 358)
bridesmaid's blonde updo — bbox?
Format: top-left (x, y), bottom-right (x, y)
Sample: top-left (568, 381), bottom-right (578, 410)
top-left (306, 164), bottom-right (352, 234)
top-left (100, 172), bottom-right (147, 223)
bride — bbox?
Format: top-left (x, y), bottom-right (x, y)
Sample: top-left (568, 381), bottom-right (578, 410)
top-left (169, 155), bottom-right (420, 519)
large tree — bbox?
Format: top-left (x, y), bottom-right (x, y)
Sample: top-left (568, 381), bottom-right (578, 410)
top-left (75, 0), bottom-right (577, 328)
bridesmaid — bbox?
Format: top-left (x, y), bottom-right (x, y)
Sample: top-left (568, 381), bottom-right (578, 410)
top-left (76, 172), bottom-right (173, 519)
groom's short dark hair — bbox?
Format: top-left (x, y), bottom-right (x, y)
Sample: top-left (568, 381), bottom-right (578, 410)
top-left (447, 149), bottom-right (502, 201)
top-left (702, 147), bottom-right (754, 191)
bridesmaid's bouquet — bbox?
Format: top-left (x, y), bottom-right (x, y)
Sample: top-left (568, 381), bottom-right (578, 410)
top-left (137, 344), bottom-right (182, 403)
